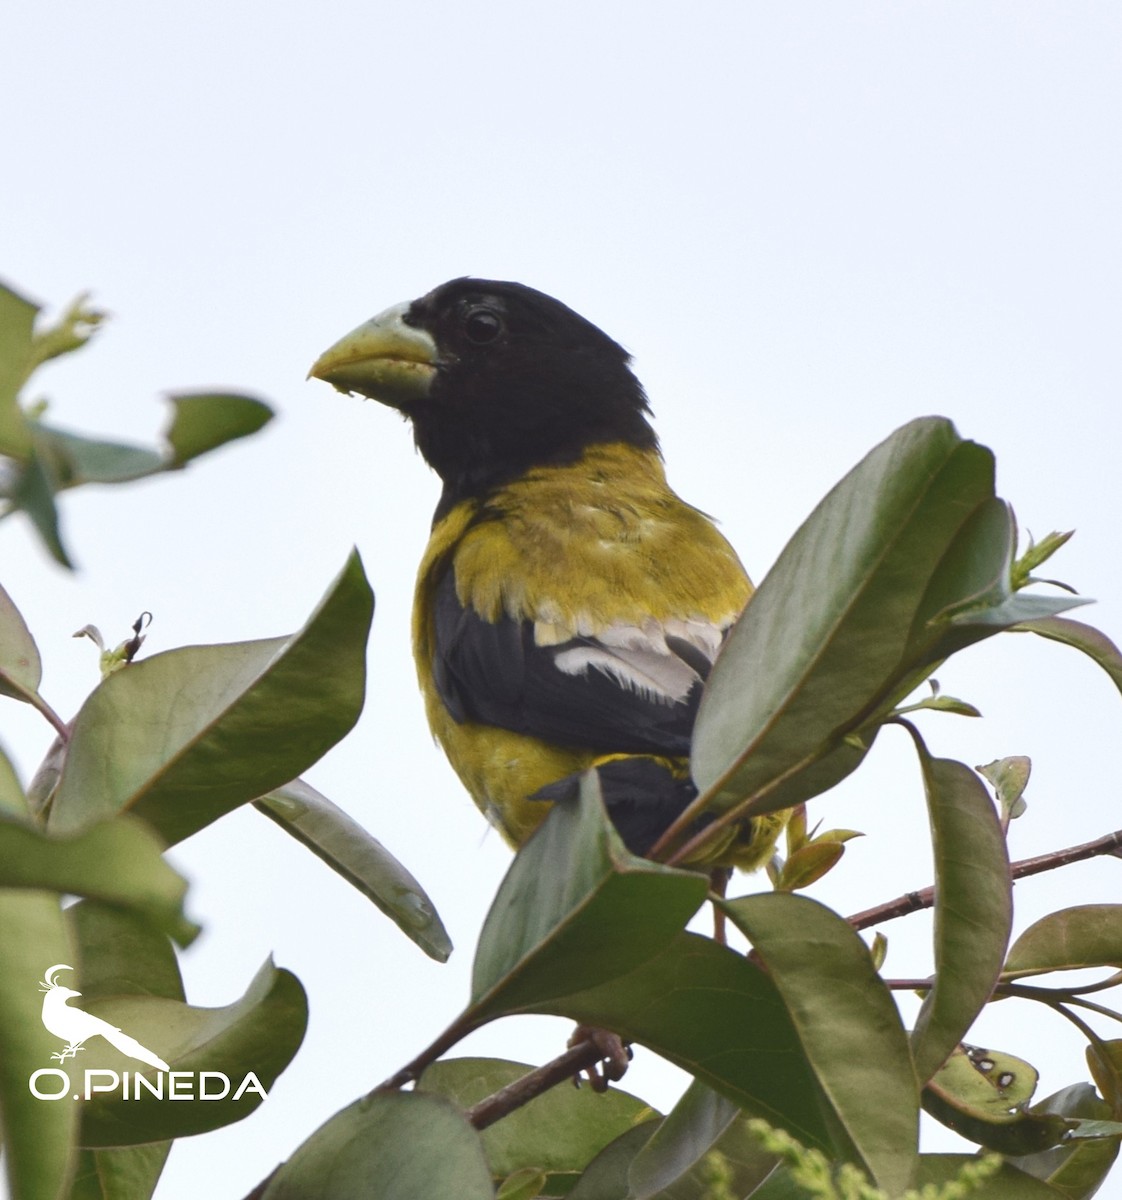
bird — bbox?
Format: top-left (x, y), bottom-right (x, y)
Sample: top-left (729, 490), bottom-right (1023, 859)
top-left (309, 278), bottom-right (787, 873)
top-left (39, 964), bottom-right (170, 1071)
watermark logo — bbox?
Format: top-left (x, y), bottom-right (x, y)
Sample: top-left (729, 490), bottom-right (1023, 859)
top-left (29, 963), bottom-right (267, 1103)
top-left (39, 963), bottom-right (169, 1070)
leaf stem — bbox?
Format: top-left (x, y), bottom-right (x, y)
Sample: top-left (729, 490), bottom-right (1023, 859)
top-left (26, 692), bottom-right (70, 742)
top-left (999, 983), bottom-right (1108, 1048)
top-left (654, 746), bottom-right (828, 867)
top-left (0, 669), bottom-right (71, 742)
top-left (999, 980), bottom-right (1122, 1027)
top-left (1063, 970), bottom-right (1122, 997)
top-left (848, 828), bottom-right (1122, 932)
top-left (371, 1014), bottom-right (481, 1094)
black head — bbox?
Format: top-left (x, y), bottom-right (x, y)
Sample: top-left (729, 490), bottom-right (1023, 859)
top-left (310, 278), bottom-right (658, 510)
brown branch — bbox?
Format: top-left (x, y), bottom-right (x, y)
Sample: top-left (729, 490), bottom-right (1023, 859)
top-left (465, 1038), bottom-right (617, 1130)
top-left (1004, 828), bottom-right (1122, 880)
top-left (383, 826), bottom-right (1122, 1119)
top-left (848, 828), bottom-right (1122, 932)
top-left (305, 823), bottom-right (1122, 1181)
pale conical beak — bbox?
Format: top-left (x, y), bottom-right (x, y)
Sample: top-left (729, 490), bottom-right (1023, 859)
top-left (308, 301), bottom-right (437, 410)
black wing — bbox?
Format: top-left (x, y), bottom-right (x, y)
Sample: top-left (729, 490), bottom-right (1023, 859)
top-left (430, 567), bottom-right (721, 756)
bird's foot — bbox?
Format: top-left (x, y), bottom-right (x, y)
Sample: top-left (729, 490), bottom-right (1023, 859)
top-left (569, 1025), bottom-right (632, 1093)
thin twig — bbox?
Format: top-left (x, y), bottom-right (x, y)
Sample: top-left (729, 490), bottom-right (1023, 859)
top-left (1003, 829), bottom-right (1122, 881)
top-left (848, 828), bottom-right (1122, 932)
top-left (465, 1039), bottom-right (617, 1130)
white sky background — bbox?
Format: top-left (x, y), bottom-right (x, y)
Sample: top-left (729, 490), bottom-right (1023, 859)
top-left (3, 3), bottom-right (1122, 1196)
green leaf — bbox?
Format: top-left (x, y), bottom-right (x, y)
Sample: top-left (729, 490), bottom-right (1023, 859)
top-left (0, 743), bottom-right (26, 818)
top-left (164, 392), bottom-right (273, 466)
top-left (627, 1079), bottom-right (777, 1199)
top-left (1009, 1083), bottom-right (1121, 1199)
top-left (1004, 906), bottom-right (1122, 980)
top-left (67, 900), bottom-right (186, 1004)
top-left (0, 580), bottom-right (42, 701)
top-left (690, 420), bottom-right (981, 822)
top-left (569, 1106), bottom-right (776, 1200)
top-left (32, 424), bottom-right (164, 486)
top-left (691, 419), bottom-right (1086, 830)
top-left (752, 1153), bottom-right (1066, 1198)
top-left (917, 497), bottom-right (1087, 646)
top-left (77, 957), bottom-right (307, 1146)
top-left (692, 418), bottom-right (994, 816)
top-left (1018, 616), bottom-right (1122, 701)
top-left (749, 1153), bottom-right (1018, 1200)
top-left (256, 777), bottom-right (451, 963)
top-left (0, 814), bottom-right (197, 945)
top-left (69, 1143), bottom-right (170, 1200)
top-left (1013, 530), bottom-right (1076, 591)
top-left (870, 931), bottom-right (888, 972)
top-left (922, 1044), bottom-right (1071, 1156)
top-left (0, 888), bottom-right (78, 1200)
top-left (896, 691), bottom-right (982, 718)
top-left (529, 931), bottom-right (835, 1154)
top-left (1087, 1040), bottom-right (1122, 1116)
top-left (469, 774), bottom-right (709, 1017)
top-left (721, 892), bottom-right (919, 1193)
top-left (626, 1080), bottom-right (734, 1198)
top-left (10, 435), bottom-right (73, 567)
top-left (14, 398), bottom-right (271, 491)
top-left (26, 292), bottom-right (106, 375)
top-left (419, 1056), bottom-right (656, 1188)
top-left (566, 1122), bottom-right (660, 1200)
top-left (909, 752), bottom-right (1013, 1084)
top-left (776, 841), bottom-right (844, 891)
top-left (49, 551), bottom-right (373, 844)
top-left (261, 1091), bottom-right (494, 1200)
top-left (1, 285), bottom-right (272, 570)
top-left (907, 1155), bottom-right (1067, 1199)
top-left (978, 755), bottom-right (1031, 822)
top-left (27, 733), bottom-right (67, 818)
top-left (62, 904), bottom-right (182, 1197)
top-left (495, 1167), bottom-right (548, 1200)
top-left (0, 280), bottom-right (38, 456)
top-left (784, 804), bottom-right (808, 852)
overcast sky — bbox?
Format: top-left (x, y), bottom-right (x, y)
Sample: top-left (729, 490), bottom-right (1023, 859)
top-left (4, 4), bottom-right (1122, 1196)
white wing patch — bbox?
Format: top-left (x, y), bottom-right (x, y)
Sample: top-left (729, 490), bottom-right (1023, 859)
top-left (550, 616), bottom-right (729, 705)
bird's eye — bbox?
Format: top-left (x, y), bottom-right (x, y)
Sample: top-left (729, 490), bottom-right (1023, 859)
top-left (463, 307), bottom-right (503, 345)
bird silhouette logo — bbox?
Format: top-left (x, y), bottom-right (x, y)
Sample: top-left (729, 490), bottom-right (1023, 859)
top-left (39, 964), bottom-right (169, 1072)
